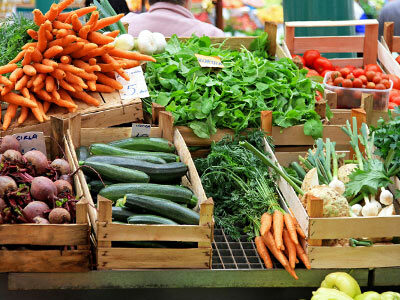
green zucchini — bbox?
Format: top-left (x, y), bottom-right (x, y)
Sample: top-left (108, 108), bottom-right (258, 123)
top-left (99, 183), bottom-right (197, 207)
top-left (82, 161), bottom-right (149, 183)
top-left (112, 207), bottom-right (136, 222)
top-left (84, 156), bottom-right (187, 183)
top-left (127, 214), bottom-right (178, 225)
top-left (125, 194), bottom-right (199, 225)
top-left (90, 143), bottom-right (179, 162)
top-left (109, 137), bottom-right (175, 153)
top-left (76, 146), bottom-right (90, 161)
top-left (88, 180), bottom-right (112, 194)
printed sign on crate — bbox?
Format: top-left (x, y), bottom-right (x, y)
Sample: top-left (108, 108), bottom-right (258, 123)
top-left (116, 66), bottom-right (150, 100)
top-left (13, 132), bottom-right (47, 156)
top-left (131, 123), bottom-right (151, 137)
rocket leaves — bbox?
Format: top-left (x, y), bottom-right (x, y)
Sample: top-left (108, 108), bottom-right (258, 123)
top-left (144, 34), bottom-right (322, 139)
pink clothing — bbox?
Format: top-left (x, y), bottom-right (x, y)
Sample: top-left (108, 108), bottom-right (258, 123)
top-left (123, 2), bottom-right (225, 37)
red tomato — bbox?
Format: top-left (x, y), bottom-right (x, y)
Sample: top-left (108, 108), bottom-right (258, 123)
top-left (362, 85), bottom-right (366, 88)
top-left (334, 65), bottom-right (341, 71)
top-left (373, 75), bottom-right (382, 84)
top-left (367, 82), bottom-right (376, 89)
top-left (345, 65), bottom-right (355, 72)
top-left (346, 74), bottom-right (355, 81)
top-left (389, 102), bottom-right (398, 110)
top-left (381, 74), bottom-right (389, 80)
top-left (353, 78), bottom-right (363, 88)
top-left (340, 68), bottom-right (351, 78)
top-left (342, 79), bottom-right (353, 88)
top-left (382, 79), bottom-right (391, 89)
top-left (366, 71), bottom-right (376, 82)
top-left (396, 56), bottom-right (400, 65)
top-left (388, 74), bottom-right (400, 89)
top-left (292, 54), bottom-right (305, 66)
top-left (313, 57), bottom-right (333, 73)
top-left (306, 69), bottom-right (320, 77)
top-left (315, 91), bottom-right (323, 101)
top-left (365, 64), bottom-right (383, 73)
top-left (334, 77), bottom-right (344, 86)
top-left (392, 95), bottom-right (400, 105)
top-left (303, 50), bottom-right (321, 68)
top-left (330, 71), bottom-right (341, 81)
top-left (390, 89), bottom-right (400, 102)
top-left (376, 83), bottom-right (386, 90)
top-left (320, 70), bottom-right (330, 78)
top-left (352, 68), bottom-right (365, 77)
top-left (359, 75), bottom-right (368, 84)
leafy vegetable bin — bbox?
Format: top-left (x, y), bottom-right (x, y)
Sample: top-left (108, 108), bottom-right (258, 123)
top-left (269, 134), bottom-right (400, 268)
top-left (76, 112), bottom-right (214, 269)
top-left (0, 116), bottom-right (91, 272)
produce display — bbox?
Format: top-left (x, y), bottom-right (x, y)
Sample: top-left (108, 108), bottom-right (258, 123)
top-left (144, 34), bottom-right (324, 139)
top-left (0, 0), bottom-right (155, 130)
top-left (80, 136), bottom-right (200, 232)
top-left (312, 272), bottom-right (400, 300)
top-left (0, 135), bottom-right (76, 224)
top-left (195, 131), bottom-right (310, 279)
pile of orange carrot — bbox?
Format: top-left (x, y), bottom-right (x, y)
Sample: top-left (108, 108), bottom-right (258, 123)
top-left (254, 209), bottom-right (311, 280)
top-left (0, 0), bottom-right (156, 130)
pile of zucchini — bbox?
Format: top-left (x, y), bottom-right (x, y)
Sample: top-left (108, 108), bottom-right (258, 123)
top-left (78, 136), bottom-right (200, 226)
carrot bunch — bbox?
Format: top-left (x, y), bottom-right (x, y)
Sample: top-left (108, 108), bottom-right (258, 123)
top-left (0, 0), bottom-right (156, 130)
top-left (254, 209), bottom-right (310, 280)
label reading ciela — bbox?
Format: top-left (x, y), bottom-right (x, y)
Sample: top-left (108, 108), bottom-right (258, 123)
top-left (13, 132), bottom-right (47, 156)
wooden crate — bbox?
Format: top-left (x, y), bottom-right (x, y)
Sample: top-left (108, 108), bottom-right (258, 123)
top-left (267, 110), bottom-right (400, 269)
top-left (284, 19), bottom-right (400, 122)
top-left (73, 111), bottom-right (214, 270)
top-left (0, 116), bottom-right (91, 272)
top-left (2, 91), bottom-right (143, 136)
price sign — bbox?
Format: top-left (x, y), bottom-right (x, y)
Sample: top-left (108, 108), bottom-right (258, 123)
top-left (131, 123), bottom-right (151, 137)
top-left (195, 54), bottom-right (224, 68)
top-left (13, 132), bottom-right (47, 156)
top-left (116, 66), bottom-right (150, 100)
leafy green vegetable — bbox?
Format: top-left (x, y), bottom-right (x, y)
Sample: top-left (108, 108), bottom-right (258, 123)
top-left (195, 131), bottom-right (278, 239)
top-left (144, 34), bottom-right (322, 139)
top-left (0, 14), bottom-right (37, 68)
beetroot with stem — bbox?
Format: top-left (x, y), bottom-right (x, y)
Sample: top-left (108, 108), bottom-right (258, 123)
top-left (23, 150), bottom-right (49, 175)
top-left (51, 159), bottom-right (71, 175)
top-left (0, 136), bottom-right (20, 153)
top-left (33, 216), bottom-right (50, 224)
top-left (23, 201), bottom-right (49, 222)
top-left (1, 150), bottom-right (22, 164)
top-left (30, 176), bottom-right (57, 205)
top-left (0, 176), bottom-right (17, 197)
top-left (49, 207), bottom-right (71, 224)
top-left (54, 180), bottom-right (73, 196)
top-left (59, 174), bottom-right (73, 185)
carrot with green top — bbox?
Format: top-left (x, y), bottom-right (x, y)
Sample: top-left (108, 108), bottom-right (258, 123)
top-left (92, 14), bottom-right (124, 31)
top-left (10, 68), bottom-right (23, 82)
top-left (58, 6), bottom-right (97, 22)
top-left (294, 242), bottom-right (311, 270)
top-left (33, 9), bottom-right (46, 26)
top-left (96, 72), bottom-right (123, 90)
top-left (21, 47), bottom-right (34, 66)
top-left (273, 210), bottom-right (284, 251)
top-left (78, 25), bottom-right (91, 40)
top-left (3, 104), bottom-right (18, 131)
top-left (27, 29), bottom-right (38, 40)
top-left (69, 91), bottom-right (100, 106)
top-left (0, 76), bottom-right (12, 86)
top-left (255, 236), bottom-right (273, 269)
top-left (86, 11), bottom-right (99, 29)
top-left (37, 21), bottom-right (52, 52)
top-left (289, 208), bottom-right (306, 239)
top-left (32, 63), bottom-right (54, 74)
top-left (9, 50), bottom-right (26, 64)
top-left (44, 46), bottom-right (63, 59)
top-left (284, 213), bottom-right (299, 245)
top-left (95, 84), bottom-right (115, 93)
top-left (31, 48), bottom-right (43, 63)
top-left (59, 79), bottom-right (76, 92)
top-left (71, 13), bottom-right (83, 32)
top-left (50, 69), bottom-right (66, 80)
top-left (45, 76), bottom-right (55, 93)
top-left (105, 30), bottom-right (120, 38)
top-left (15, 75), bottom-right (29, 90)
top-left (82, 44), bottom-right (114, 60)
top-left (260, 212), bottom-right (272, 239)
top-left (18, 107), bottom-right (29, 125)
top-left (57, 0), bottom-right (74, 15)
top-left (44, 3), bottom-right (59, 21)
top-left (23, 65), bottom-right (37, 77)
top-left (61, 42), bottom-right (85, 56)
top-left (283, 229), bottom-right (297, 270)
top-left (53, 20), bottom-right (72, 30)
top-left (32, 73), bottom-right (46, 87)
top-left (87, 31), bottom-right (114, 45)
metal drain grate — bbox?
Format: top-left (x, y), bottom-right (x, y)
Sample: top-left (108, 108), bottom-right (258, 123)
top-left (212, 227), bottom-right (269, 270)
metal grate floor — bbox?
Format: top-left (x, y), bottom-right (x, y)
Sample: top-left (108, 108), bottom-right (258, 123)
top-left (212, 228), bottom-right (268, 270)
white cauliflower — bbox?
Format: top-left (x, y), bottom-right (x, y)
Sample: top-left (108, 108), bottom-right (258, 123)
top-left (301, 168), bottom-right (319, 192)
top-left (302, 185), bottom-right (350, 217)
top-left (337, 163), bottom-right (358, 184)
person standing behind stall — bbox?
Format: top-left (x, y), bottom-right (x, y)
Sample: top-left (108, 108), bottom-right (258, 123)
top-left (122, 0), bottom-right (225, 37)
top-left (379, 0), bottom-right (400, 36)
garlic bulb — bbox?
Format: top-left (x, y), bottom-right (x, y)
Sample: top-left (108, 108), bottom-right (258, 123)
top-left (378, 204), bottom-right (394, 217)
top-left (361, 196), bottom-right (379, 216)
top-left (351, 204), bottom-right (362, 216)
top-left (114, 34), bottom-right (135, 51)
top-left (138, 30), bottom-right (157, 55)
top-left (370, 197), bottom-right (382, 212)
top-left (152, 32), bottom-right (167, 54)
top-left (329, 177), bottom-right (345, 195)
top-left (380, 187), bottom-right (393, 206)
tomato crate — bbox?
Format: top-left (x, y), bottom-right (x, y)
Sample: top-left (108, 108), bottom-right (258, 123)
top-left (283, 19), bottom-right (400, 123)
top-left (267, 108), bottom-right (400, 269)
top-left (72, 111), bottom-right (214, 270)
top-left (2, 91), bottom-right (143, 136)
top-left (0, 115), bottom-right (91, 272)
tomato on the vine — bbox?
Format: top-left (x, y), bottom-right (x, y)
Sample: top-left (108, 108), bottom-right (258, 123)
top-left (313, 57), bottom-right (333, 73)
top-left (303, 50), bottom-right (320, 67)
top-left (364, 64), bottom-right (383, 73)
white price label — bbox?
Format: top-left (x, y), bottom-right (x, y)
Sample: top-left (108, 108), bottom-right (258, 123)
top-left (116, 66), bottom-right (150, 100)
top-left (131, 123), bottom-right (151, 137)
top-left (13, 132), bottom-right (47, 156)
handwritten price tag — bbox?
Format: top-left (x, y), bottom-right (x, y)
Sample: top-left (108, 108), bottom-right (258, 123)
top-left (13, 132), bottom-right (47, 156)
top-left (131, 123), bottom-right (151, 137)
top-left (195, 54), bottom-right (224, 68)
top-left (116, 66), bottom-right (150, 100)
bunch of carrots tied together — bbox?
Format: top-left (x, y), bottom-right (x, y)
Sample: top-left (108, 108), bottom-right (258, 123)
top-left (0, 0), bottom-right (156, 130)
top-left (254, 209), bottom-right (311, 280)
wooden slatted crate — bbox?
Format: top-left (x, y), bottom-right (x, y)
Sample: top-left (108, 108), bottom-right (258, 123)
top-left (73, 111), bottom-right (214, 269)
top-left (3, 91), bottom-right (142, 136)
top-left (0, 116), bottom-right (91, 272)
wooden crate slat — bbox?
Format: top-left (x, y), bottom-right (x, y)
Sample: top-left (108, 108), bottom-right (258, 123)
top-left (0, 250), bottom-right (90, 272)
top-left (98, 223), bottom-right (211, 242)
top-left (327, 58), bottom-right (364, 68)
top-left (308, 244), bottom-right (400, 268)
top-left (293, 36), bottom-right (364, 54)
top-left (0, 224), bottom-right (88, 245)
top-left (309, 216), bottom-right (400, 239)
top-left (285, 19), bottom-right (379, 28)
top-left (97, 248), bottom-right (211, 269)
top-left (393, 36), bottom-right (400, 52)
top-left (378, 41), bottom-right (400, 77)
